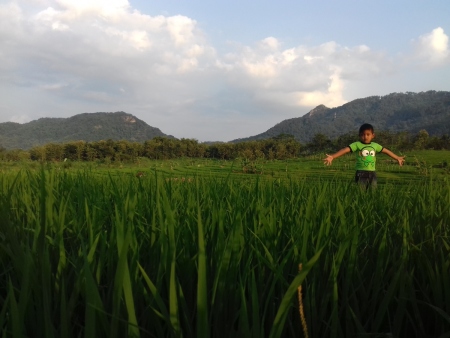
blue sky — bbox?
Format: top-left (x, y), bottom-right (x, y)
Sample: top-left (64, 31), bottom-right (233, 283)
top-left (131, 1), bottom-right (445, 52)
top-left (1, 0), bottom-right (449, 141)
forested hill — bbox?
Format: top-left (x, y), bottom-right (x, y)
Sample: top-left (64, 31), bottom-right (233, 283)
top-left (2, 91), bottom-right (450, 150)
top-left (0, 112), bottom-right (172, 150)
top-left (232, 91), bottom-right (450, 144)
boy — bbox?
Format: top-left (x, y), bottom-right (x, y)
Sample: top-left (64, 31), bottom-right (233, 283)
top-left (323, 124), bottom-right (405, 187)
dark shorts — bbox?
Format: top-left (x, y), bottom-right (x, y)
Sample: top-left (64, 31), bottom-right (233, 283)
top-left (355, 170), bottom-right (377, 188)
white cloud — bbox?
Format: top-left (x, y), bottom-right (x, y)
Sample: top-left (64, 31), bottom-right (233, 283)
top-left (296, 69), bottom-right (346, 107)
top-left (40, 83), bottom-right (67, 90)
top-left (53, 0), bottom-right (130, 20)
top-left (166, 15), bottom-right (198, 46)
top-left (412, 27), bottom-right (449, 66)
top-left (219, 40), bottom-right (389, 109)
top-left (0, 1), bottom-right (448, 141)
top-left (0, 3), bottom-right (23, 38)
top-left (259, 37), bottom-right (279, 50)
top-left (10, 114), bottom-right (32, 124)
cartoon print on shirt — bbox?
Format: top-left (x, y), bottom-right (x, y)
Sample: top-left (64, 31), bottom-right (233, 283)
top-left (359, 146), bottom-right (376, 168)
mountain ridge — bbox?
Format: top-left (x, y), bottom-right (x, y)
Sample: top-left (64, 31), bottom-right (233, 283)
top-left (0, 111), bottom-right (172, 150)
top-left (231, 91), bottom-right (450, 143)
top-left (1, 91), bottom-right (450, 150)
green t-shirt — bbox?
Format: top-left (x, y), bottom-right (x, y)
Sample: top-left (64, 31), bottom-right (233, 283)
top-left (348, 142), bottom-right (383, 171)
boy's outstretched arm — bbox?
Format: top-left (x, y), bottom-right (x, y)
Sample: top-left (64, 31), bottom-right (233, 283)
top-left (381, 148), bottom-right (405, 166)
top-left (323, 147), bottom-right (351, 166)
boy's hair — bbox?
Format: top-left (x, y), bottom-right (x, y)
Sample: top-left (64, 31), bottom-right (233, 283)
top-left (359, 123), bottom-right (374, 135)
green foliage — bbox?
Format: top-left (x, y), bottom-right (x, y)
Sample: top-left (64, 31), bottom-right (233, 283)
top-left (239, 157), bottom-right (264, 174)
top-left (1, 128), bottom-right (449, 165)
top-left (0, 167), bottom-right (449, 337)
top-left (305, 129), bottom-right (450, 155)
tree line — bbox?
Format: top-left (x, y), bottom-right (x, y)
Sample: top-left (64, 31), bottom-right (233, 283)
top-left (0, 130), bottom-right (449, 163)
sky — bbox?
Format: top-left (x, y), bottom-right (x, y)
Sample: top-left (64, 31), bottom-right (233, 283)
top-left (1, 0), bottom-right (449, 142)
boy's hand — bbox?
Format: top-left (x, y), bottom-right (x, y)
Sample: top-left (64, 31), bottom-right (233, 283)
top-left (381, 148), bottom-right (405, 167)
top-left (323, 154), bottom-right (333, 166)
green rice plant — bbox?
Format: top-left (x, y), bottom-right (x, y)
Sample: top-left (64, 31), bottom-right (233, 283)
top-left (0, 166), bottom-right (449, 337)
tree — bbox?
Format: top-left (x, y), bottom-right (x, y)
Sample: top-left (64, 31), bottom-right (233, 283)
top-left (307, 133), bottom-right (331, 152)
top-left (95, 140), bottom-right (114, 160)
top-left (414, 129), bottom-right (429, 150)
top-left (75, 141), bottom-right (87, 161)
top-left (45, 143), bottom-right (64, 161)
top-left (29, 146), bottom-right (47, 162)
top-left (284, 139), bottom-right (301, 158)
top-left (216, 143), bottom-right (236, 160)
top-left (271, 133), bottom-right (295, 141)
top-left (85, 144), bottom-right (98, 161)
top-left (275, 143), bottom-right (287, 160)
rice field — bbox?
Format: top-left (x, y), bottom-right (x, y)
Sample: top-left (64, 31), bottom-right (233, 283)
top-left (1, 155), bottom-right (450, 337)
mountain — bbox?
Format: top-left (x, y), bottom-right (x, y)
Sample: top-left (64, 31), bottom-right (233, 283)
top-left (2, 91), bottom-right (450, 150)
top-left (231, 91), bottom-right (450, 143)
top-left (0, 112), bottom-right (172, 150)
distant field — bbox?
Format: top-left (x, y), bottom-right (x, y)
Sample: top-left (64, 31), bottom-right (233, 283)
top-left (2, 149), bottom-right (447, 181)
top-left (1, 150), bottom-right (449, 337)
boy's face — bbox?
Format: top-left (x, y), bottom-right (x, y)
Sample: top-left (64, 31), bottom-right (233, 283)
top-left (359, 129), bottom-right (375, 144)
